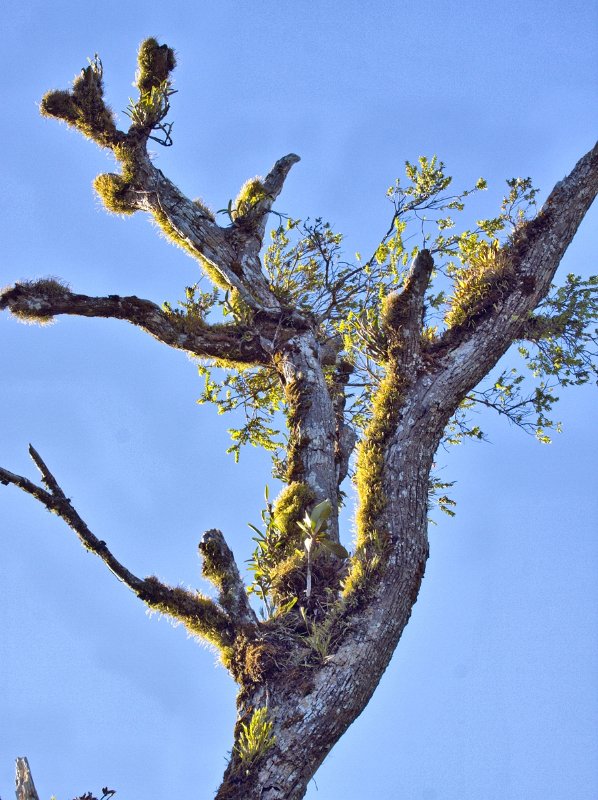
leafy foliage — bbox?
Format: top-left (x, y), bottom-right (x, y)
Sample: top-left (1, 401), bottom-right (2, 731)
top-left (175, 156), bottom-right (594, 458)
top-left (234, 707), bottom-right (276, 771)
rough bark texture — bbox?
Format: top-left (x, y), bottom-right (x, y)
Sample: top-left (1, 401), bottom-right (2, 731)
top-left (15, 758), bottom-right (40, 800)
top-left (3, 42), bottom-right (596, 800)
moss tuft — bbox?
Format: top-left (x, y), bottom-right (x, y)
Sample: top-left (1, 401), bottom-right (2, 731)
top-left (445, 241), bottom-right (513, 329)
top-left (193, 197), bottom-right (216, 221)
top-left (40, 58), bottom-right (119, 148)
top-left (142, 576), bottom-right (233, 649)
top-left (93, 173), bottom-right (136, 215)
top-left (136, 38), bottom-right (176, 95)
top-left (232, 177), bottom-right (267, 221)
top-left (222, 632), bottom-right (282, 683)
top-left (272, 482), bottom-right (315, 549)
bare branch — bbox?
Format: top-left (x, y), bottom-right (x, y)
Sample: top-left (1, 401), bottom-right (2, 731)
top-left (1, 448), bottom-right (237, 648)
top-left (0, 282), bottom-right (271, 365)
top-left (199, 529), bottom-right (258, 627)
top-left (15, 757), bottom-right (40, 800)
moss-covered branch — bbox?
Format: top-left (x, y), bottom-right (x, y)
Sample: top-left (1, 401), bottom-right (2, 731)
top-left (199, 529), bottom-right (258, 627)
top-left (0, 280), bottom-right (271, 365)
top-left (0, 447), bottom-right (235, 651)
top-left (39, 38), bottom-right (300, 317)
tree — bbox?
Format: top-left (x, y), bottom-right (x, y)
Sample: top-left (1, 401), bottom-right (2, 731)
top-left (2, 39), bottom-right (596, 800)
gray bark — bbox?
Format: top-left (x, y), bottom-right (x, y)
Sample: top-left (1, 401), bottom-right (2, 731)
top-left (15, 758), bottom-right (39, 800)
top-left (2, 47), bottom-right (596, 798)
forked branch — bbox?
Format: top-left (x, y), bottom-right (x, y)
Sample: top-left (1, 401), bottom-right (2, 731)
top-left (0, 447), bottom-right (246, 648)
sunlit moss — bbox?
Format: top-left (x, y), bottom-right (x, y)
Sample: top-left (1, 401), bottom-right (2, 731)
top-left (40, 56), bottom-right (119, 148)
top-left (445, 240), bottom-right (512, 329)
top-left (93, 173), bottom-right (136, 215)
top-left (232, 177), bottom-right (266, 221)
top-left (342, 366), bottom-right (402, 602)
top-left (193, 197), bottom-right (216, 221)
top-left (142, 576), bottom-right (233, 649)
top-left (272, 482), bottom-right (315, 548)
top-left (135, 38), bottom-right (176, 95)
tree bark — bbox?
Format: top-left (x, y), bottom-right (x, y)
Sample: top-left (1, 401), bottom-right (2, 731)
top-left (2, 40), bottom-right (596, 798)
top-left (15, 758), bottom-right (40, 800)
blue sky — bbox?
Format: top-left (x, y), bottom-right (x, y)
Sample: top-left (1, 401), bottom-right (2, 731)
top-left (1, 2), bottom-right (596, 798)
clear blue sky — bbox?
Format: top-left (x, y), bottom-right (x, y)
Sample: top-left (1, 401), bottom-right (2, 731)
top-left (1, 2), bottom-right (596, 798)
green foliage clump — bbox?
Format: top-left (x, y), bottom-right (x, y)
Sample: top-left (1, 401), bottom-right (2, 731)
top-left (246, 483), bottom-right (314, 616)
top-left (234, 707), bottom-right (276, 771)
top-left (444, 239), bottom-right (513, 329)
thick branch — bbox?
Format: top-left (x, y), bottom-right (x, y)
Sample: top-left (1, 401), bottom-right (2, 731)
top-left (238, 153), bottom-right (301, 245)
top-left (0, 282), bottom-right (270, 365)
top-left (383, 248), bottom-right (435, 365)
top-left (15, 758), bottom-right (40, 800)
top-left (1, 447), bottom-right (236, 647)
top-left (199, 529), bottom-right (258, 627)
top-left (428, 141), bottom-right (598, 406)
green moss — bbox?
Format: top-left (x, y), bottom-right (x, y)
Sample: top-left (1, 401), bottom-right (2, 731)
top-left (142, 576), bottom-right (233, 649)
top-left (445, 241), bottom-right (512, 329)
top-left (8, 278), bottom-right (71, 326)
top-left (232, 177), bottom-right (267, 221)
top-left (342, 367), bottom-right (402, 602)
top-left (136, 38), bottom-right (176, 95)
top-left (40, 57), bottom-right (118, 149)
top-left (272, 482), bottom-right (315, 549)
top-left (221, 632), bottom-right (282, 683)
top-left (93, 173), bottom-right (136, 215)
